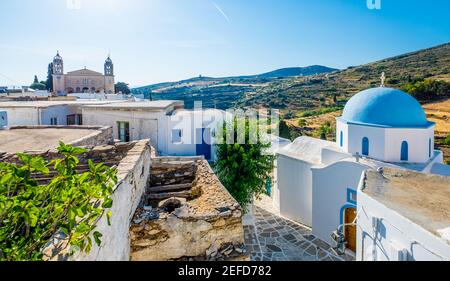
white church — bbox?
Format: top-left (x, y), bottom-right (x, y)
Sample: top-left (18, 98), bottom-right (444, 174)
top-left (274, 84), bottom-right (450, 258)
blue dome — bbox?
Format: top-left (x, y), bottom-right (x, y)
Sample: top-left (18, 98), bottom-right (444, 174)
top-left (341, 87), bottom-right (430, 128)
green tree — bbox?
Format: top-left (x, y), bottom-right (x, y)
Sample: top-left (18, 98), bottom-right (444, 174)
top-left (30, 75), bottom-right (46, 90)
top-left (401, 79), bottom-right (450, 101)
top-left (0, 142), bottom-right (117, 261)
top-left (46, 63), bottom-right (53, 92)
top-left (214, 118), bottom-right (275, 211)
top-left (279, 119), bottom-right (292, 140)
top-left (115, 82), bottom-right (131, 94)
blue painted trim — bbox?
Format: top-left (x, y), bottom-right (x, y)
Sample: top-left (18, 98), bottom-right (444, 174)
top-left (340, 204), bottom-right (357, 225)
top-left (337, 117), bottom-right (435, 129)
top-left (347, 188), bottom-right (357, 205)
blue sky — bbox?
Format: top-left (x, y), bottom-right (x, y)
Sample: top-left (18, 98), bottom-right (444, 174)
top-left (0, 0), bottom-right (449, 87)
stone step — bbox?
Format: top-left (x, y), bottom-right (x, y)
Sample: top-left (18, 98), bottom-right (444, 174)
top-left (145, 190), bottom-right (192, 200)
top-left (148, 183), bottom-right (192, 193)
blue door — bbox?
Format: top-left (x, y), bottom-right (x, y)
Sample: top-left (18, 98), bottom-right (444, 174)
top-left (401, 141), bottom-right (409, 161)
top-left (362, 137), bottom-right (369, 156)
top-left (196, 128), bottom-right (211, 160)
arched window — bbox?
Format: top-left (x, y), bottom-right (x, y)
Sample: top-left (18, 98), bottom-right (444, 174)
top-left (401, 141), bottom-right (409, 161)
top-left (340, 131), bottom-right (344, 147)
top-left (362, 137), bottom-right (369, 156)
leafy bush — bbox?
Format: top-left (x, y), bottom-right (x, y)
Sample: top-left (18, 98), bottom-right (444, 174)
top-left (444, 135), bottom-right (450, 146)
top-left (214, 118), bottom-right (274, 211)
top-left (401, 79), bottom-right (450, 101)
top-left (298, 106), bottom-right (343, 118)
top-left (0, 142), bottom-right (117, 261)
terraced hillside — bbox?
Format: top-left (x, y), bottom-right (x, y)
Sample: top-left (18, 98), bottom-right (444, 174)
top-left (134, 43), bottom-right (450, 113)
top-left (240, 43), bottom-right (450, 112)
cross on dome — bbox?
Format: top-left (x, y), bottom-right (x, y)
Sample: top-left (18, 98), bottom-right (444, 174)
top-left (380, 72), bottom-right (386, 87)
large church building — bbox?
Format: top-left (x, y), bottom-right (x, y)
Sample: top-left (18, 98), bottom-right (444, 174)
top-left (52, 51), bottom-right (115, 96)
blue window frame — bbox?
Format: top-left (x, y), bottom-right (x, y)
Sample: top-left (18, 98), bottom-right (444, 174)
top-left (401, 141), bottom-right (409, 161)
top-left (340, 131), bottom-right (343, 147)
top-left (362, 137), bottom-right (369, 156)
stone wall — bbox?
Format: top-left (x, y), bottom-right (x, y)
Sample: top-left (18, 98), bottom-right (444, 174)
top-left (130, 157), bottom-right (246, 261)
top-left (41, 140), bottom-right (152, 261)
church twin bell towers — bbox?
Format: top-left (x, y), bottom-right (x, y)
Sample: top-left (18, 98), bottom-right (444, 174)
top-left (52, 51), bottom-right (115, 96)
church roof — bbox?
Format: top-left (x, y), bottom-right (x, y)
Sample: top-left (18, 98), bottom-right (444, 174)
top-left (339, 87), bottom-right (434, 128)
top-left (66, 69), bottom-right (104, 76)
top-left (277, 136), bottom-right (341, 164)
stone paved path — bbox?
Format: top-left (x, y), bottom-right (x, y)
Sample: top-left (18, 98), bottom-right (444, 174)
top-left (244, 196), bottom-right (353, 261)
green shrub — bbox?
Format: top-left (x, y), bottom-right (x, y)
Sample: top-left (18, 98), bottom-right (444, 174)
top-left (0, 142), bottom-right (117, 261)
top-left (444, 135), bottom-right (450, 145)
top-left (214, 118), bottom-right (274, 211)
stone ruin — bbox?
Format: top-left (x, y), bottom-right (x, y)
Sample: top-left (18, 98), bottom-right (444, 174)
top-left (130, 156), bottom-right (247, 261)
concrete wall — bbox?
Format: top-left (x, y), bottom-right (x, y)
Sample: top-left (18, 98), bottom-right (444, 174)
top-left (312, 161), bottom-right (369, 244)
top-left (357, 190), bottom-right (450, 261)
top-left (276, 154), bottom-right (313, 226)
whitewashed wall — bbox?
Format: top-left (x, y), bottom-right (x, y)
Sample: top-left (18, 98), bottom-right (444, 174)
top-left (0, 107), bottom-right (39, 125)
top-left (311, 161), bottom-right (369, 244)
top-left (0, 106), bottom-right (78, 126)
top-left (59, 141), bottom-right (151, 261)
top-left (276, 155), bottom-right (314, 226)
top-left (357, 191), bottom-right (450, 261)
top-left (384, 127), bottom-right (434, 163)
top-left (337, 120), bottom-right (435, 164)
top-left (166, 110), bottom-right (228, 161)
top-left (82, 108), bottom-right (165, 152)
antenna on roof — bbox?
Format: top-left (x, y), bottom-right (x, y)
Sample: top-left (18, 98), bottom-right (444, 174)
top-left (380, 72), bottom-right (386, 87)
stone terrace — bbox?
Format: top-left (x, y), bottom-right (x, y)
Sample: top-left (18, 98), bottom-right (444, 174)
top-left (130, 156), bottom-right (246, 261)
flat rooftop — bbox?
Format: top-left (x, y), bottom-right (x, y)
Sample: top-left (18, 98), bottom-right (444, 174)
top-left (0, 126), bottom-right (105, 154)
top-left (362, 168), bottom-right (450, 244)
top-left (82, 100), bottom-right (184, 110)
top-left (0, 100), bottom-right (123, 108)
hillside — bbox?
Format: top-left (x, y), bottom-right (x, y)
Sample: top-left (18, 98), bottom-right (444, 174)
top-left (133, 43), bottom-right (449, 111)
top-left (132, 65), bottom-right (338, 109)
top-left (240, 43), bottom-right (450, 112)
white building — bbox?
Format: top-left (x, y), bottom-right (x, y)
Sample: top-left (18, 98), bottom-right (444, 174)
top-left (275, 87), bottom-right (450, 254)
top-left (357, 168), bottom-right (450, 261)
top-left (82, 100), bottom-right (230, 161)
top-left (0, 100), bottom-right (121, 126)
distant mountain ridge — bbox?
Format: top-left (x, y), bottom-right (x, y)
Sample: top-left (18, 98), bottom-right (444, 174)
top-left (133, 65), bottom-right (338, 92)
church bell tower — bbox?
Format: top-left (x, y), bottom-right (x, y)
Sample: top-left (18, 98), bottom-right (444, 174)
top-left (52, 51), bottom-right (65, 95)
top-left (104, 55), bottom-right (115, 94)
